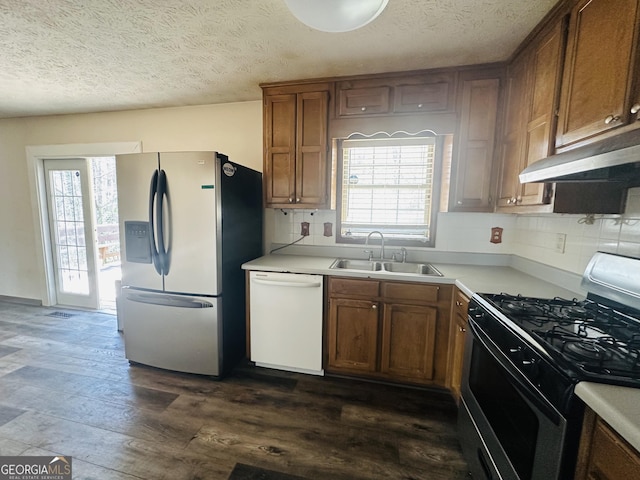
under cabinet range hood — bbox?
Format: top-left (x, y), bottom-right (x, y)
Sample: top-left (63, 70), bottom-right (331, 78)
top-left (519, 129), bottom-right (640, 184)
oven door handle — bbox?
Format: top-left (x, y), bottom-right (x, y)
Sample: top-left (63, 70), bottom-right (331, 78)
top-left (468, 318), bottom-right (562, 425)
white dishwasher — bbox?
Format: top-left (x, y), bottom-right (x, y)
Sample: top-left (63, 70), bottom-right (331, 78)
top-left (249, 271), bottom-right (324, 375)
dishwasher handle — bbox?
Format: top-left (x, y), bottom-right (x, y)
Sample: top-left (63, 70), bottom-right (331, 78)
top-left (252, 278), bottom-right (322, 288)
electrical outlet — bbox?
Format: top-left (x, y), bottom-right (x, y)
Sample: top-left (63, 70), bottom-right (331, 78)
top-left (301, 221), bottom-right (310, 236)
top-left (490, 227), bottom-right (503, 244)
top-left (555, 233), bottom-right (566, 253)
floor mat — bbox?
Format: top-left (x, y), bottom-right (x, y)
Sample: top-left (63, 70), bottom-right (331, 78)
top-left (227, 463), bottom-right (307, 480)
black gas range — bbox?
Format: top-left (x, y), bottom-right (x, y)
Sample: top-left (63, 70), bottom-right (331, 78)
top-left (478, 292), bottom-right (640, 388)
top-left (458, 252), bottom-right (640, 480)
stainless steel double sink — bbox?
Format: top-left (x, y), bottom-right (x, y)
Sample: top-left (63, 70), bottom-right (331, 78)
top-left (330, 258), bottom-right (443, 277)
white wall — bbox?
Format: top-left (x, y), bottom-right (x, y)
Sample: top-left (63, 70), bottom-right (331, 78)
top-left (265, 187), bottom-right (640, 275)
top-left (266, 208), bottom-right (516, 257)
top-left (0, 101), bottom-right (262, 301)
top-left (512, 187), bottom-right (640, 274)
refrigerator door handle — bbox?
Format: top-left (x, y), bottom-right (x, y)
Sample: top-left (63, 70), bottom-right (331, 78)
top-left (125, 291), bottom-right (213, 309)
top-left (157, 169), bottom-right (169, 275)
top-left (148, 169), bottom-right (162, 275)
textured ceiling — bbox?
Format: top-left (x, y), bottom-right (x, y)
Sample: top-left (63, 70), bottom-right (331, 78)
top-left (0, 0), bottom-right (557, 119)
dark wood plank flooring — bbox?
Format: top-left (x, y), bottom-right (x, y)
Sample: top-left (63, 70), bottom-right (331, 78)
top-left (0, 301), bottom-right (469, 479)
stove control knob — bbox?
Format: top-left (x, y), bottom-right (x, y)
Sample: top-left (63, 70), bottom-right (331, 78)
top-left (522, 359), bottom-right (540, 377)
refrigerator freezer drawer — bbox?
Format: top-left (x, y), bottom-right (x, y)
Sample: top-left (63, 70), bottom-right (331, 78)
top-left (249, 271), bottom-right (324, 375)
top-left (122, 289), bottom-right (221, 376)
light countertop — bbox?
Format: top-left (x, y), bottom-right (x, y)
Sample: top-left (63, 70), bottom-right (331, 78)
top-left (242, 253), bottom-right (639, 450)
top-left (242, 254), bottom-right (581, 299)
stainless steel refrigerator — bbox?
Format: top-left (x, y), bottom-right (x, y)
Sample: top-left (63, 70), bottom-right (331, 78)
top-left (115, 151), bottom-right (262, 377)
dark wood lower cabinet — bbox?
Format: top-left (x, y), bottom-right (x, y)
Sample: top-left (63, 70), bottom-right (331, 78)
top-left (575, 407), bottom-right (640, 480)
top-left (447, 288), bottom-right (470, 404)
top-left (326, 277), bottom-right (453, 387)
top-left (380, 303), bottom-right (437, 381)
top-left (327, 297), bottom-right (379, 372)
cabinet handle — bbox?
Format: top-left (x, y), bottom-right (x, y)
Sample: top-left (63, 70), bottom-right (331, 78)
top-left (361, 107), bottom-right (367, 112)
top-left (604, 114), bottom-right (621, 125)
top-left (459, 326), bottom-right (466, 333)
top-left (456, 301), bottom-right (462, 306)
top-left (371, 304), bottom-right (378, 309)
top-left (632, 103), bottom-right (640, 115)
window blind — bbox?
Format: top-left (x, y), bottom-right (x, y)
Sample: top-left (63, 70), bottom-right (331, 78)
top-left (340, 137), bottom-right (436, 242)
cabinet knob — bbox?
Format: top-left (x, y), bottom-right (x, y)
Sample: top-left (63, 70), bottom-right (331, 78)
top-left (632, 103), bottom-right (640, 115)
top-left (296, 197), bottom-right (300, 203)
top-left (371, 304), bottom-right (377, 309)
top-left (604, 114), bottom-right (621, 125)
top-left (361, 107), bottom-right (367, 112)
top-left (417, 103), bottom-right (423, 108)
top-left (288, 198), bottom-right (293, 203)
top-left (457, 200), bottom-right (463, 205)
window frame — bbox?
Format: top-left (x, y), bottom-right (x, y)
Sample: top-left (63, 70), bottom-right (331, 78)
top-left (335, 131), bottom-right (445, 248)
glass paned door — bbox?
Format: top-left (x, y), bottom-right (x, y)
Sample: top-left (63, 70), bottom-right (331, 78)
top-left (44, 159), bottom-right (100, 308)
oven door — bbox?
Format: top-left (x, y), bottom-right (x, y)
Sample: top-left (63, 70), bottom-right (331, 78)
top-left (458, 316), bottom-right (567, 480)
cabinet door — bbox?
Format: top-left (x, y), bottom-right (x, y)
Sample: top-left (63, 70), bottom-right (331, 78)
top-left (576, 408), bottom-right (640, 480)
top-left (451, 76), bottom-right (501, 211)
top-left (296, 91), bottom-right (329, 206)
top-left (556, 0), bottom-right (640, 149)
top-left (337, 85), bottom-right (391, 116)
top-left (393, 76), bottom-right (454, 113)
top-left (497, 56), bottom-right (530, 208)
top-left (264, 94), bottom-right (296, 205)
top-left (521, 20), bottom-right (565, 206)
top-left (448, 290), bottom-right (469, 404)
top-left (327, 298), bottom-right (379, 372)
top-left (449, 312), bottom-right (468, 404)
top-left (380, 303), bottom-right (437, 381)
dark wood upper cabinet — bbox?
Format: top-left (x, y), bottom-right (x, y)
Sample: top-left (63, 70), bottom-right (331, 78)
top-left (263, 83), bottom-right (330, 208)
top-left (556, 0), bottom-right (640, 150)
top-left (450, 70), bottom-right (502, 212)
top-left (497, 18), bottom-right (566, 211)
top-left (335, 71), bottom-right (456, 118)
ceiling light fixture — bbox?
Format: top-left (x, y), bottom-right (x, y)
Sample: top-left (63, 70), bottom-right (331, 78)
top-left (284, 0), bottom-right (389, 33)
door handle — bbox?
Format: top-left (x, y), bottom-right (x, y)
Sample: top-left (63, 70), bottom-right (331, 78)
top-left (148, 169), bottom-right (162, 275)
top-left (156, 169), bottom-right (168, 274)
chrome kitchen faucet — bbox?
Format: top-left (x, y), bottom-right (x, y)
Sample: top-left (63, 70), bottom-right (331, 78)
top-left (365, 231), bottom-right (385, 260)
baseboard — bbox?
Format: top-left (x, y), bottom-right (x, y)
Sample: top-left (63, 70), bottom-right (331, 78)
top-left (0, 295), bottom-right (43, 306)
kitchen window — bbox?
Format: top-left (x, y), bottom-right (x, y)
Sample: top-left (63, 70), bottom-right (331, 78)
top-left (336, 132), bottom-right (445, 247)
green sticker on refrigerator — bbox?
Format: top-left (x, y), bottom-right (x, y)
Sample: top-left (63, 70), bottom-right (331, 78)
top-left (201, 185), bottom-right (214, 189)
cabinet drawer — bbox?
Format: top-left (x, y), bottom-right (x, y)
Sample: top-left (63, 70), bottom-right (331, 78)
top-left (329, 277), bottom-right (380, 297)
top-left (394, 82), bottom-right (451, 113)
top-left (338, 86), bottom-right (391, 116)
top-left (382, 282), bottom-right (440, 303)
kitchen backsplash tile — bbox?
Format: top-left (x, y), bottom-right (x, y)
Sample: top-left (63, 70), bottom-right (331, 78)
top-left (265, 187), bottom-right (640, 275)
